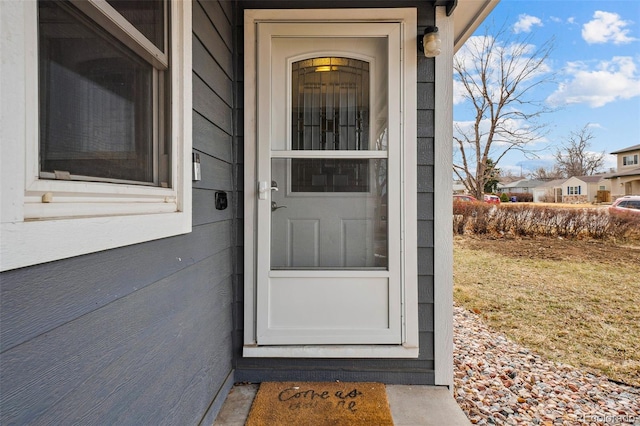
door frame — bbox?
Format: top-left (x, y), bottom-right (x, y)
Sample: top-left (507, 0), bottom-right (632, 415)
top-left (243, 8), bottom-right (417, 358)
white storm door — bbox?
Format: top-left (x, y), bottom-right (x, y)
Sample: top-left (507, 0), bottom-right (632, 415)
top-left (255, 22), bottom-right (402, 345)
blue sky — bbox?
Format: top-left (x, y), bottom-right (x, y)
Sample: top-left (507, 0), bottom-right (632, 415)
top-left (453, 0), bottom-right (640, 176)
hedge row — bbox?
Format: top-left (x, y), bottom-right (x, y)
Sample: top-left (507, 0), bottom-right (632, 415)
top-left (501, 192), bottom-right (534, 203)
top-left (453, 203), bottom-right (640, 241)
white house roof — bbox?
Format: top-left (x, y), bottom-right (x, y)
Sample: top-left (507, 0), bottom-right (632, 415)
top-left (572, 175), bottom-right (607, 183)
top-left (606, 167), bottom-right (640, 179)
top-left (498, 179), bottom-right (543, 189)
top-left (610, 144), bottom-right (640, 155)
top-left (534, 178), bottom-right (567, 189)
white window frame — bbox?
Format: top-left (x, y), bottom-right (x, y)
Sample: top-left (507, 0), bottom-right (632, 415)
top-left (243, 8), bottom-right (418, 358)
top-left (0, 1), bottom-right (192, 272)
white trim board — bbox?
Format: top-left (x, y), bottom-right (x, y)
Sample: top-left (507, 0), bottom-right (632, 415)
top-left (0, 1), bottom-right (192, 271)
top-left (434, 6), bottom-right (455, 390)
top-left (243, 345), bottom-right (419, 358)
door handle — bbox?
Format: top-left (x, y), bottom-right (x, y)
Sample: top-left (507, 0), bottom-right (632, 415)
top-left (258, 181), bottom-right (278, 200)
top-left (271, 201), bottom-right (287, 212)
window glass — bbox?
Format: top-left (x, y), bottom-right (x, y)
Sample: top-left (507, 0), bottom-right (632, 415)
top-left (290, 159), bottom-right (370, 192)
top-left (622, 154), bottom-right (639, 166)
top-left (291, 57), bottom-right (374, 151)
top-left (38, 1), bottom-right (164, 185)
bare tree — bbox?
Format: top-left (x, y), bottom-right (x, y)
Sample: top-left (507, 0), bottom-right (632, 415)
top-left (453, 23), bottom-right (555, 199)
top-left (529, 165), bottom-right (563, 181)
top-left (554, 125), bottom-right (605, 177)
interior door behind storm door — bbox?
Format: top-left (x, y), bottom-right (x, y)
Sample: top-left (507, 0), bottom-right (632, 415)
top-left (256, 22), bottom-right (402, 345)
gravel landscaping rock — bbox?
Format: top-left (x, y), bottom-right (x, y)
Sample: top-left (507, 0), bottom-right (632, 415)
top-left (453, 305), bottom-right (640, 425)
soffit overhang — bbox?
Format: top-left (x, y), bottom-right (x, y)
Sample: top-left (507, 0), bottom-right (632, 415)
top-left (443, 0), bottom-right (500, 53)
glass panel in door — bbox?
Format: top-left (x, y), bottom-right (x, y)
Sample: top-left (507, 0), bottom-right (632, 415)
top-left (291, 57), bottom-right (374, 150)
top-left (270, 56), bottom-right (388, 269)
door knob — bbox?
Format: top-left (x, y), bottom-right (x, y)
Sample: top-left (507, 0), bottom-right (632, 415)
top-left (271, 201), bottom-right (287, 212)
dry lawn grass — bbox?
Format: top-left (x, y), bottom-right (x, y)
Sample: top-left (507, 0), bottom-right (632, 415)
top-left (453, 236), bottom-right (640, 387)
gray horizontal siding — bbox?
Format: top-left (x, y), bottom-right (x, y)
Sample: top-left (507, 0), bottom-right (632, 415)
top-left (194, 111), bottom-right (233, 163)
top-left (1, 221), bottom-right (231, 352)
top-left (1, 252), bottom-right (233, 425)
top-left (193, 74), bottom-right (233, 135)
top-left (1, 1), bottom-right (237, 423)
top-left (193, 1), bottom-right (232, 77)
top-left (190, 0), bottom-right (237, 419)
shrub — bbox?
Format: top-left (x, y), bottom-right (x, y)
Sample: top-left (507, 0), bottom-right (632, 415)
top-left (500, 193), bottom-right (509, 203)
top-left (453, 201), bottom-right (492, 235)
top-left (452, 204), bottom-right (640, 242)
top-left (540, 194), bottom-right (556, 203)
top-left (505, 192), bottom-right (533, 202)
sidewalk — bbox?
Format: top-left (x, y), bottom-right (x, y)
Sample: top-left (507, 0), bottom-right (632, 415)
top-left (213, 383), bottom-right (471, 425)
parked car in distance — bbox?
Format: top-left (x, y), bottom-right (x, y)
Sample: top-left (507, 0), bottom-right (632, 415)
top-left (609, 195), bottom-right (640, 216)
top-left (453, 194), bottom-right (478, 203)
top-left (483, 194), bottom-right (501, 204)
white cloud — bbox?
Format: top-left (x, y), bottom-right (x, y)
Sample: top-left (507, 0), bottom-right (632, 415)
top-left (550, 16), bottom-right (562, 24)
top-left (453, 80), bottom-right (467, 105)
top-left (567, 17), bottom-right (576, 25)
top-left (546, 56), bottom-right (640, 107)
top-left (586, 122), bottom-right (605, 130)
top-left (582, 11), bottom-right (637, 44)
top-left (604, 153), bottom-right (618, 171)
top-left (513, 14), bottom-right (543, 34)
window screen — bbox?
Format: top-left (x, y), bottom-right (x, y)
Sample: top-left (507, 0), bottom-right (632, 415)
top-left (38, 1), bottom-right (167, 185)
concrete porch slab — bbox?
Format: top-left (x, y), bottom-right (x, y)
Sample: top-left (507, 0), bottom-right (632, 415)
top-left (212, 383), bottom-right (470, 425)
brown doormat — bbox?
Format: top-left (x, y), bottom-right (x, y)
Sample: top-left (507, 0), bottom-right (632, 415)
top-left (245, 382), bottom-right (394, 426)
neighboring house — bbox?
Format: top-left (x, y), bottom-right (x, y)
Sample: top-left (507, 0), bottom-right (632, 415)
top-left (497, 178), bottom-right (543, 194)
top-left (606, 144), bottom-right (640, 198)
top-left (532, 178), bottom-right (567, 203)
top-left (452, 180), bottom-right (467, 194)
top-left (0, 1), bottom-right (498, 423)
top-left (561, 175), bottom-right (610, 204)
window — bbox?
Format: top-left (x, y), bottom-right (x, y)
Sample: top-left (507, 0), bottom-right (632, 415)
top-left (38, 1), bottom-right (168, 185)
top-left (567, 186), bottom-right (581, 195)
top-left (0, 1), bottom-right (192, 271)
top-left (622, 154), bottom-right (639, 166)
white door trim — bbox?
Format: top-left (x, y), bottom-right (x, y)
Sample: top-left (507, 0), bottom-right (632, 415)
top-left (243, 8), bottom-right (417, 358)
